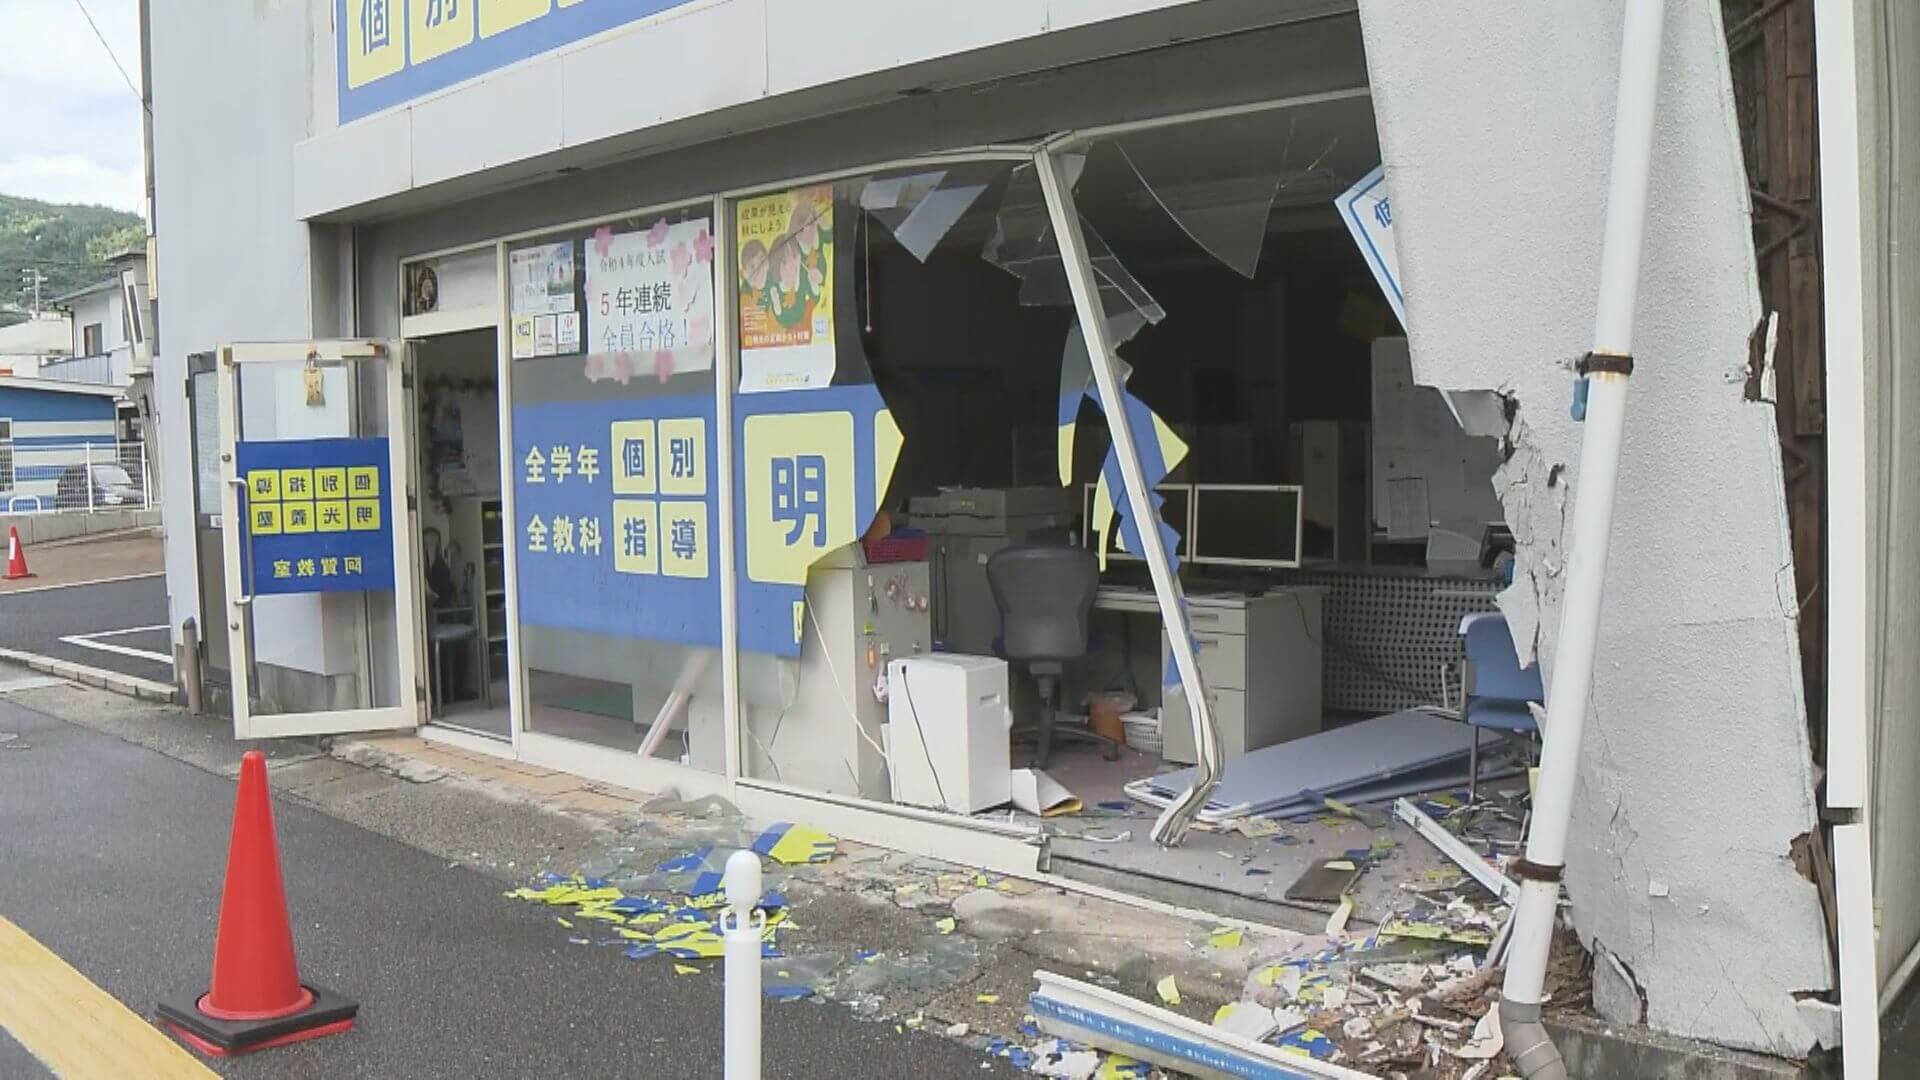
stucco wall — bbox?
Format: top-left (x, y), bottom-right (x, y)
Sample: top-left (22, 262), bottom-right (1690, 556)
top-left (1358, 0), bottom-right (1831, 1056)
top-left (149, 0), bottom-right (332, 664)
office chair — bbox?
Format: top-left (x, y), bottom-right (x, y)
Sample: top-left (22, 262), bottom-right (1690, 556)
top-left (1456, 612), bottom-right (1543, 801)
top-left (987, 544), bottom-right (1118, 769)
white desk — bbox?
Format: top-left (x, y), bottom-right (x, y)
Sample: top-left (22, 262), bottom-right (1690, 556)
top-left (1093, 584), bottom-right (1325, 764)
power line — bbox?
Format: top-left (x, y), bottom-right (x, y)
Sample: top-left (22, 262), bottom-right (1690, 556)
top-left (69, 0), bottom-right (148, 115)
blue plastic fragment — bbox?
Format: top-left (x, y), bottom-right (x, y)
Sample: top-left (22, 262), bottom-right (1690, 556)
top-left (1276, 1026), bottom-right (1337, 1060)
top-left (609, 896), bottom-right (671, 916)
top-left (765, 984), bottom-right (812, 1001)
top-left (1246, 868), bottom-right (1272, 877)
top-left (656, 846), bottom-right (714, 873)
top-left (758, 891), bottom-right (789, 912)
top-left (624, 944), bottom-right (658, 960)
top-left (687, 870), bottom-right (725, 897)
top-left (1097, 801), bottom-right (1130, 812)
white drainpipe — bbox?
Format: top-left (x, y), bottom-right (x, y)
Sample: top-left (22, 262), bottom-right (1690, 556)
top-left (1499, 2), bottom-right (1666, 1077)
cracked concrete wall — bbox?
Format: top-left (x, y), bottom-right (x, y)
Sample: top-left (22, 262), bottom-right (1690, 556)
top-left (1357, 0), bottom-right (1832, 1057)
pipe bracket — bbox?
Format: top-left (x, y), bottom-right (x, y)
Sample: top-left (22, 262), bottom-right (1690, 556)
top-left (1512, 858), bottom-right (1565, 883)
top-left (1577, 351), bottom-right (1634, 377)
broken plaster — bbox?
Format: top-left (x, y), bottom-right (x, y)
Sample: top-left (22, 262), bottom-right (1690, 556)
top-left (1357, 0), bottom-right (1831, 1056)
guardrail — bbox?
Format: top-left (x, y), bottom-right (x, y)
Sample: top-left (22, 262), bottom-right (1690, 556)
top-left (0, 440), bottom-right (153, 514)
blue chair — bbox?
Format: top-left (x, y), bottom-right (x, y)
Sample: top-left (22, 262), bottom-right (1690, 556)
top-left (1457, 613), bottom-right (1543, 800)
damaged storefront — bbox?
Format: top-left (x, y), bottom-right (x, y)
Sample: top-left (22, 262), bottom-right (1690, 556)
top-left (148, 0), bottom-right (1873, 1074)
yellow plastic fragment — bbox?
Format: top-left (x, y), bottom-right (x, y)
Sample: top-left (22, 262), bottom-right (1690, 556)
top-left (977, 994), bottom-right (1000, 1005)
top-left (936, 917), bottom-right (957, 935)
top-left (674, 964), bottom-right (701, 976)
top-left (1208, 927), bottom-right (1243, 950)
top-left (1155, 975), bottom-right (1181, 1007)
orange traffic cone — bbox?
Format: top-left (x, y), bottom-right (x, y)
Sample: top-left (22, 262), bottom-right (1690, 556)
top-left (4, 527), bottom-right (30, 580)
top-left (157, 751), bottom-right (358, 1056)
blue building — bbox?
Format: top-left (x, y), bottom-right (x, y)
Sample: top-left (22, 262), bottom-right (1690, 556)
top-left (0, 376), bottom-right (127, 512)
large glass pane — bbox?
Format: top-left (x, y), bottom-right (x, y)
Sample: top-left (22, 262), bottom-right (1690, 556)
top-left (506, 205), bottom-right (726, 768)
top-left (729, 163), bottom-right (1084, 800)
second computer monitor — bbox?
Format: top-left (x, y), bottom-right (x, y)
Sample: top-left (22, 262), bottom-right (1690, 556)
top-left (1191, 484), bottom-right (1303, 569)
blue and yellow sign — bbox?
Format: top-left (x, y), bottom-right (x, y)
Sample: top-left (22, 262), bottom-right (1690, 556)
top-left (513, 384), bottom-right (898, 658)
top-left (338, 0), bottom-right (701, 124)
top-left (239, 438), bottom-right (395, 595)
top-left (734, 384), bottom-right (895, 657)
top-left (513, 394), bottom-right (723, 648)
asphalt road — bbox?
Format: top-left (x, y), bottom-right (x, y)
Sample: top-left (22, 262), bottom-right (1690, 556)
top-left (0, 574), bottom-right (172, 683)
top-left (0, 1028), bottom-right (51, 1079)
top-left (0, 697), bottom-right (1012, 1079)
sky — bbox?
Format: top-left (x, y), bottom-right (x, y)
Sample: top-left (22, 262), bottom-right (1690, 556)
top-left (0, 0), bottom-right (145, 213)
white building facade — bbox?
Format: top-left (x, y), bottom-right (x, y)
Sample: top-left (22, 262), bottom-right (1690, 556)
top-left (144, 1), bottom-right (1916, 1068)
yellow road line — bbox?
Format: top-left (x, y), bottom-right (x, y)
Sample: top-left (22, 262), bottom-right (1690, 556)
top-left (0, 914), bottom-right (215, 1078)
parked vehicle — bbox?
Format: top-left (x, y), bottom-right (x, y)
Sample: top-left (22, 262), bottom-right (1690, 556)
top-left (55, 462), bottom-right (144, 509)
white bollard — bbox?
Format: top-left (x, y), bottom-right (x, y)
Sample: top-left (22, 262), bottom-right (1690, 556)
top-left (722, 849), bottom-right (765, 1080)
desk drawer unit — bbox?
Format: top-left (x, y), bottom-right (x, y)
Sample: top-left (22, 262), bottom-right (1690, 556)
top-left (1182, 602), bottom-right (1247, 636)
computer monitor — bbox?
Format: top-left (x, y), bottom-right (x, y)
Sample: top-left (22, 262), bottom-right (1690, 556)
top-left (1191, 484), bottom-right (1303, 569)
top-left (1081, 482), bottom-right (1192, 561)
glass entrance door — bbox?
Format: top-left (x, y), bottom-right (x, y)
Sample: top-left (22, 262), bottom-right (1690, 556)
top-left (218, 340), bottom-right (424, 739)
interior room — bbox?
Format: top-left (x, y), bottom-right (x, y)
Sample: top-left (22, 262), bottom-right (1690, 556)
top-left (412, 330), bottom-right (511, 740)
top-left (767, 97), bottom-right (1528, 921)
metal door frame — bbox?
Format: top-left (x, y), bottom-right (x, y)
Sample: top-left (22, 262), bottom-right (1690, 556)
top-left (217, 339), bottom-right (424, 739)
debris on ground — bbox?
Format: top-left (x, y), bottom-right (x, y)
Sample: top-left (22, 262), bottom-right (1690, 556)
top-left (503, 781), bottom-right (1570, 1078)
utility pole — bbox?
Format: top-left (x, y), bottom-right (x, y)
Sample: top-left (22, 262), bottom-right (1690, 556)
top-left (19, 269), bottom-right (47, 316)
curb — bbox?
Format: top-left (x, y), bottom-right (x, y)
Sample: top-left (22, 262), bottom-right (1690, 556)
top-left (0, 648), bottom-right (179, 705)
top-left (1545, 1013), bottom-right (1811, 1079)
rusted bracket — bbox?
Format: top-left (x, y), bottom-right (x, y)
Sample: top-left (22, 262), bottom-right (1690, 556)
top-left (1576, 351), bottom-right (1635, 378)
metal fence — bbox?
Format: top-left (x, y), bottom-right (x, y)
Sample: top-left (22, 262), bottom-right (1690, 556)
top-left (0, 440), bottom-right (154, 514)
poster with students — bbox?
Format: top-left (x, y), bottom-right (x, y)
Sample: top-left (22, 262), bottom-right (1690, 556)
top-left (737, 185), bottom-right (835, 393)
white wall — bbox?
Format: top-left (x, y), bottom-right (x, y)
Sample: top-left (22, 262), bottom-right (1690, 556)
top-left (150, 0), bottom-right (323, 657)
top-left (1358, 0), bottom-right (1829, 1056)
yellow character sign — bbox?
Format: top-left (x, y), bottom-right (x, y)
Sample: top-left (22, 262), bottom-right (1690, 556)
top-left (743, 412), bottom-right (854, 586)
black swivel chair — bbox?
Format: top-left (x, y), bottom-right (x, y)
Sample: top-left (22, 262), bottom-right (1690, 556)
top-left (986, 544), bottom-right (1120, 769)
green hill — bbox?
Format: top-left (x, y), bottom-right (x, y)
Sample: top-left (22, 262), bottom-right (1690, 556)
top-left (0, 194), bottom-right (144, 328)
